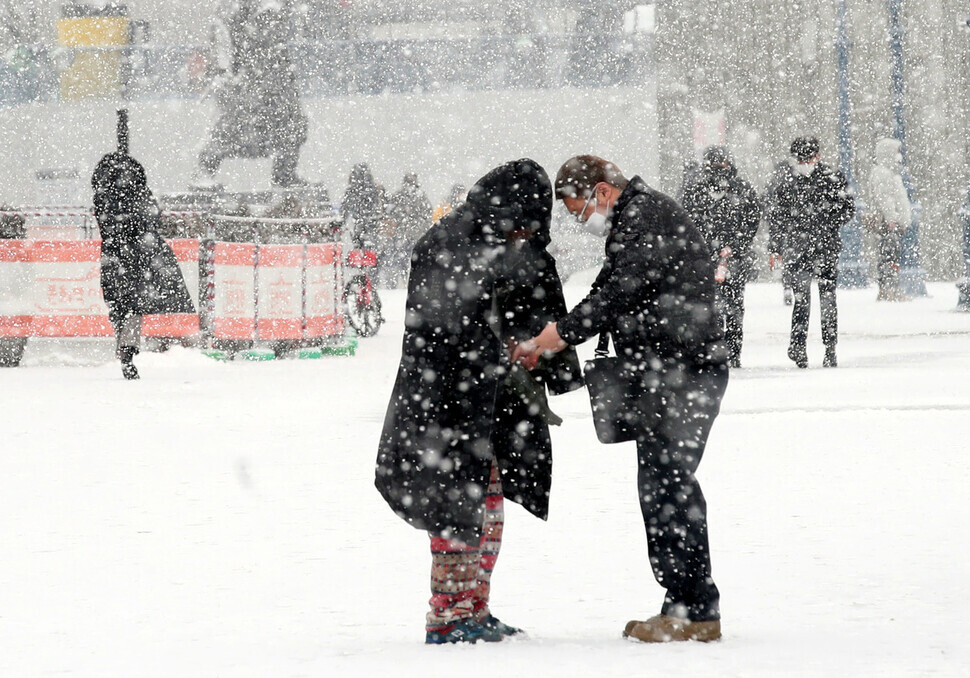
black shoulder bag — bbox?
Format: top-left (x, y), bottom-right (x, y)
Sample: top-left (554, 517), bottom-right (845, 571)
top-left (583, 333), bottom-right (645, 444)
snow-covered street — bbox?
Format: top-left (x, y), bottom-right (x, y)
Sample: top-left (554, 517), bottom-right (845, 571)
top-left (2, 279), bottom-right (969, 677)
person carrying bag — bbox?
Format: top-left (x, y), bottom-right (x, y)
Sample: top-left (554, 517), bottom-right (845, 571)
top-left (513, 155), bottom-right (729, 644)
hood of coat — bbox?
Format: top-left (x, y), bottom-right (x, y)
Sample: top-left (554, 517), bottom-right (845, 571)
top-left (875, 138), bottom-right (902, 170)
top-left (459, 158), bottom-right (553, 248)
top-left (92, 152), bottom-right (156, 217)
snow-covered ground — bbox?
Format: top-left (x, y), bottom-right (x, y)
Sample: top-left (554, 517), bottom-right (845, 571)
top-left (2, 279), bottom-right (969, 678)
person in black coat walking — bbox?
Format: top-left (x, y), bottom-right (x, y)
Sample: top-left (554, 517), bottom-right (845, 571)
top-left (92, 152), bottom-right (195, 379)
top-left (341, 163), bottom-right (385, 249)
top-left (681, 146), bottom-right (761, 368)
top-left (767, 137), bottom-right (855, 368)
top-left (515, 155), bottom-right (728, 643)
top-left (374, 158), bottom-right (582, 644)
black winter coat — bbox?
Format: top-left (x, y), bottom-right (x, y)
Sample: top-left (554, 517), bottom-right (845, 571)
top-left (681, 165), bottom-right (761, 280)
top-left (374, 159), bottom-right (581, 545)
top-left (557, 177), bottom-right (727, 368)
top-left (92, 153), bottom-right (195, 325)
top-left (767, 161), bottom-right (855, 273)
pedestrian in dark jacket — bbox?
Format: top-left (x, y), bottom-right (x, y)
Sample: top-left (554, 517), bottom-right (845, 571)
top-left (515, 155), bottom-right (729, 644)
top-left (342, 163), bottom-right (385, 249)
top-left (92, 152), bottom-right (195, 380)
top-left (767, 136), bottom-right (855, 368)
top-left (383, 172), bottom-right (432, 288)
top-left (681, 146), bottom-right (761, 367)
top-left (375, 158), bottom-right (582, 644)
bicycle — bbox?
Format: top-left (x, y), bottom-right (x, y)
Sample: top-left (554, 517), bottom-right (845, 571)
top-left (343, 247), bottom-right (384, 337)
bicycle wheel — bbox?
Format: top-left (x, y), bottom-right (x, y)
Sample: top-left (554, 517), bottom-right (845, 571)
top-left (344, 275), bottom-right (384, 337)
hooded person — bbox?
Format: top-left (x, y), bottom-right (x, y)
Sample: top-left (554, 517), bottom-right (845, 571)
top-left (867, 138), bottom-right (911, 301)
top-left (374, 158), bottom-right (582, 644)
top-left (92, 152), bottom-right (195, 379)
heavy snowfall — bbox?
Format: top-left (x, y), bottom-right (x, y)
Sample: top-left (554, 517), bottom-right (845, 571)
top-left (2, 1), bottom-right (970, 676)
top-left (2, 282), bottom-right (969, 676)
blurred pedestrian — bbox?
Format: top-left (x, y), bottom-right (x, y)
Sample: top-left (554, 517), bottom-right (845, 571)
top-left (766, 136), bottom-right (855, 368)
top-left (384, 172), bottom-right (432, 287)
top-left (92, 153), bottom-right (195, 380)
top-left (342, 163), bottom-right (385, 248)
top-left (866, 138), bottom-right (911, 302)
top-left (681, 146), bottom-right (761, 367)
top-left (766, 159), bottom-right (796, 305)
top-left (432, 183), bottom-right (467, 223)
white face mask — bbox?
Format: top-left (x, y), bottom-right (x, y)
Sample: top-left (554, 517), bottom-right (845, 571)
top-left (583, 208), bottom-right (610, 237)
top-left (794, 161), bottom-right (817, 177)
top-left (577, 193), bottom-right (610, 237)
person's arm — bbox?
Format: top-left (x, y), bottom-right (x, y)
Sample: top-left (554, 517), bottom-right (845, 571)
top-left (736, 183), bottom-right (762, 257)
top-left (557, 222), bottom-right (657, 346)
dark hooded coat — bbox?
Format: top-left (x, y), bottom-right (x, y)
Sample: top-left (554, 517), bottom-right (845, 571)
top-left (374, 159), bottom-right (582, 545)
top-left (92, 152), bottom-right (195, 326)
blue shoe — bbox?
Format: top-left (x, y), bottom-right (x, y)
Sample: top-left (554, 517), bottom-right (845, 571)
top-left (425, 619), bottom-right (504, 644)
top-left (481, 615), bottom-right (524, 637)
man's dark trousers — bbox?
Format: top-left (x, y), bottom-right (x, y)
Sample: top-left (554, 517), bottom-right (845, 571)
top-left (635, 362), bottom-right (728, 622)
top-left (789, 255), bottom-right (839, 352)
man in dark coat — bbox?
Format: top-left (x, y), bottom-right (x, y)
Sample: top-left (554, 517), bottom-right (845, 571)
top-left (515, 155), bottom-right (728, 643)
top-left (92, 152), bottom-right (195, 380)
top-left (681, 146), bottom-right (761, 367)
top-left (767, 136), bottom-right (855, 368)
top-left (375, 159), bottom-right (582, 644)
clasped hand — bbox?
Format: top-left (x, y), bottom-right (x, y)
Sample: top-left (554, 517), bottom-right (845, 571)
top-left (510, 322), bottom-right (567, 370)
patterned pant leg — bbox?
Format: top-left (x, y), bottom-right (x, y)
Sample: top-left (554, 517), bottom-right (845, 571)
top-left (426, 537), bottom-right (480, 630)
top-left (472, 458), bottom-right (504, 621)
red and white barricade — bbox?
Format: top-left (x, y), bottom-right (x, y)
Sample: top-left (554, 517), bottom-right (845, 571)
top-left (257, 244), bottom-right (304, 340)
top-left (24, 240), bottom-right (112, 337)
top-left (0, 238), bottom-right (201, 340)
top-left (208, 241), bottom-right (344, 342)
top-left (0, 240), bottom-right (32, 339)
top-left (211, 242), bottom-right (257, 340)
top-left (305, 243), bottom-right (344, 338)
top-left (0, 233), bottom-right (346, 352)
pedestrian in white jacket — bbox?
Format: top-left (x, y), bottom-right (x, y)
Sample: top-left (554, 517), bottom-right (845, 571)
top-left (867, 138), bottom-right (912, 301)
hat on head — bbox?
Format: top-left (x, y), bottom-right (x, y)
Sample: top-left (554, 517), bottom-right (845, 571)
top-left (790, 136), bottom-right (820, 162)
top-left (702, 145), bottom-right (733, 168)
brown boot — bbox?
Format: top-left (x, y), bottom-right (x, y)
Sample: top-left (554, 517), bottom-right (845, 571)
top-left (622, 614), bottom-right (721, 643)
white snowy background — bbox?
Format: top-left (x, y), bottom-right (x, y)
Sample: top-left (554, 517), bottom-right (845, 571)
top-left (2, 279), bottom-right (968, 678)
